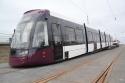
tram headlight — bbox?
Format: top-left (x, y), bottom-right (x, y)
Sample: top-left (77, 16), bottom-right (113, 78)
top-left (19, 50), bottom-right (28, 55)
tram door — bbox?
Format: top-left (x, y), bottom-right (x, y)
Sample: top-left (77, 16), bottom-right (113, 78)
top-left (52, 23), bottom-right (63, 61)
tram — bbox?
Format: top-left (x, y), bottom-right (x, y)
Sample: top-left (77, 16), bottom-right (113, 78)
top-left (10, 9), bottom-right (114, 67)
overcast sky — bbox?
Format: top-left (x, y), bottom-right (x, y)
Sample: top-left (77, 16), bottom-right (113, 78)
top-left (0, 0), bottom-right (125, 43)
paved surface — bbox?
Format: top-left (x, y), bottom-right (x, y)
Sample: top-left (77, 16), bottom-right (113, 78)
top-left (42, 46), bottom-right (123, 83)
top-left (107, 45), bottom-right (125, 83)
top-left (0, 45), bottom-right (124, 83)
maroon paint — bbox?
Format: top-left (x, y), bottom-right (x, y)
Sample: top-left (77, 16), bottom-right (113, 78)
top-left (28, 47), bottom-right (54, 65)
top-left (9, 47), bottom-right (54, 67)
top-left (9, 56), bottom-right (28, 67)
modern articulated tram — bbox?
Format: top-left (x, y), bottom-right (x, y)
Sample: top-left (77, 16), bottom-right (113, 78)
top-left (10, 9), bottom-right (114, 67)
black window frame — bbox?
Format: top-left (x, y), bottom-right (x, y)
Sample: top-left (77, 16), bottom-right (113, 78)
top-left (51, 23), bottom-right (62, 45)
top-left (64, 26), bottom-right (76, 45)
top-left (75, 29), bottom-right (84, 44)
top-left (87, 31), bottom-right (94, 43)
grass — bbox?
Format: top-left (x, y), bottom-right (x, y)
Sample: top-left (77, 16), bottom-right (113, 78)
top-left (0, 46), bottom-right (10, 63)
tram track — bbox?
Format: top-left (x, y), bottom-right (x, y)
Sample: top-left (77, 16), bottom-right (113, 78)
top-left (34, 59), bottom-right (93, 83)
top-left (92, 60), bottom-right (113, 83)
top-left (34, 47), bottom-right (122, 83)
top-left (92, 48), bottom-right (122, 83)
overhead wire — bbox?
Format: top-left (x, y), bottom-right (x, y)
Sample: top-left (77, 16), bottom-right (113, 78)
top-left (70, 0), bottom-right (88, 15)
top-left (68, 0), bottom-right (89, 24)
top-left (69, 0), bottom-right (118, 24)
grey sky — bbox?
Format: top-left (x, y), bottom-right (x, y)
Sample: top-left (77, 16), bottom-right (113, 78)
top-left (0, 0), bottom-right (125, 43)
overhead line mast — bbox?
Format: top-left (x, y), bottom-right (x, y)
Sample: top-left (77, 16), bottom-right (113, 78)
top-left (106, 0), bottom-right (117, 21)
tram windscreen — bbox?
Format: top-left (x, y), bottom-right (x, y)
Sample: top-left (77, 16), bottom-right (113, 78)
top-left (11, 16), bottom-right (34, 49)
top-left (11, 14), bottom-right (49, 49)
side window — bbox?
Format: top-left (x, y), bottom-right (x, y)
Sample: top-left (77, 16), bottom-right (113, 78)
top-left (32, 21), bottom-right (48, 47)
top-left (101, 35), bottom-right (103, 42)
top-left (52, 24), bottom-right (62, 45)
top-left (94, 33), bottom-right (97, 42)
top-left (107, 36), bottom-right (109, 42)
top-left (97, 33), bottom-right (100, 42)
top-left (87, 31), bottom-right (91, 42)
top-left (105, 35), bottom-right (108, 42)
top-left (95, 33), bottom-right (99, 42)
top-left (65, 27), bottom-right (75, 44)
top-left (76, 29), bottom-right (83, 44)
top-left (91, 32), bottom-right (94, 42)
top-left (101, 34), bottom-right (104, 42)
top-left (87, 31), bottom-right (93, 43)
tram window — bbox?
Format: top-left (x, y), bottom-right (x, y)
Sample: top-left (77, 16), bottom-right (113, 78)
top-left (75, 29), bottom-right (83, 44)
top-left (95, 33), bottom-right (99, 42)
top-left (101, 35), bottom-right (103, 42)
top-left (101, 34), bottom-right (105, 42)
top-left (92, 32), bottom-right (95, 42)
top-left (32, 21), bottom-right (48, 47)
top-left (103, 35), bottom-right (105, 42)
top-left (94, 33), bottom-right (98, 42)
top-left (108, 36), bottom-right (110, 42)
top-left (52, 24), bottom-right (61, 44)
top-left (65, 27), bottom-right (75, 44)
top-left (97, 34), bottom-right (100, 42)
top-left (87, 31), bottom-right (93, 43)
top-left (87, 31), bottom-right (91, 42)
top-left (106, 35), bottom-right (108, 42)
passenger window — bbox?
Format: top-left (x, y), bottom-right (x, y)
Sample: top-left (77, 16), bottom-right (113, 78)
top-left (101, 34), bottom-right (104, 42)
top-left (64, 27), bottom-right (75, 44)
top-left (91, 32), bottom-right (94, 42)
top-left (52, 24), bottom-right (62, 45)
top-left (87, 31), bottom-right (93, 43)
top-left (76, 29), bottom-right (83, 44)
top-left (93, 33), bottom-right (99, 42)
top-left (96, 34), bottom-right (99, 42)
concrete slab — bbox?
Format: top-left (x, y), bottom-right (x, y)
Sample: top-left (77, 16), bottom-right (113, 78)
top-left (107, 46), bottom-right (125, 83)
top-left (46, 46), bottom-right (123, 83)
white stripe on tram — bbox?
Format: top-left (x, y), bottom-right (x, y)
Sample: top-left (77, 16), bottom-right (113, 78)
top-left (63, 44), bottom-right (86, 59)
